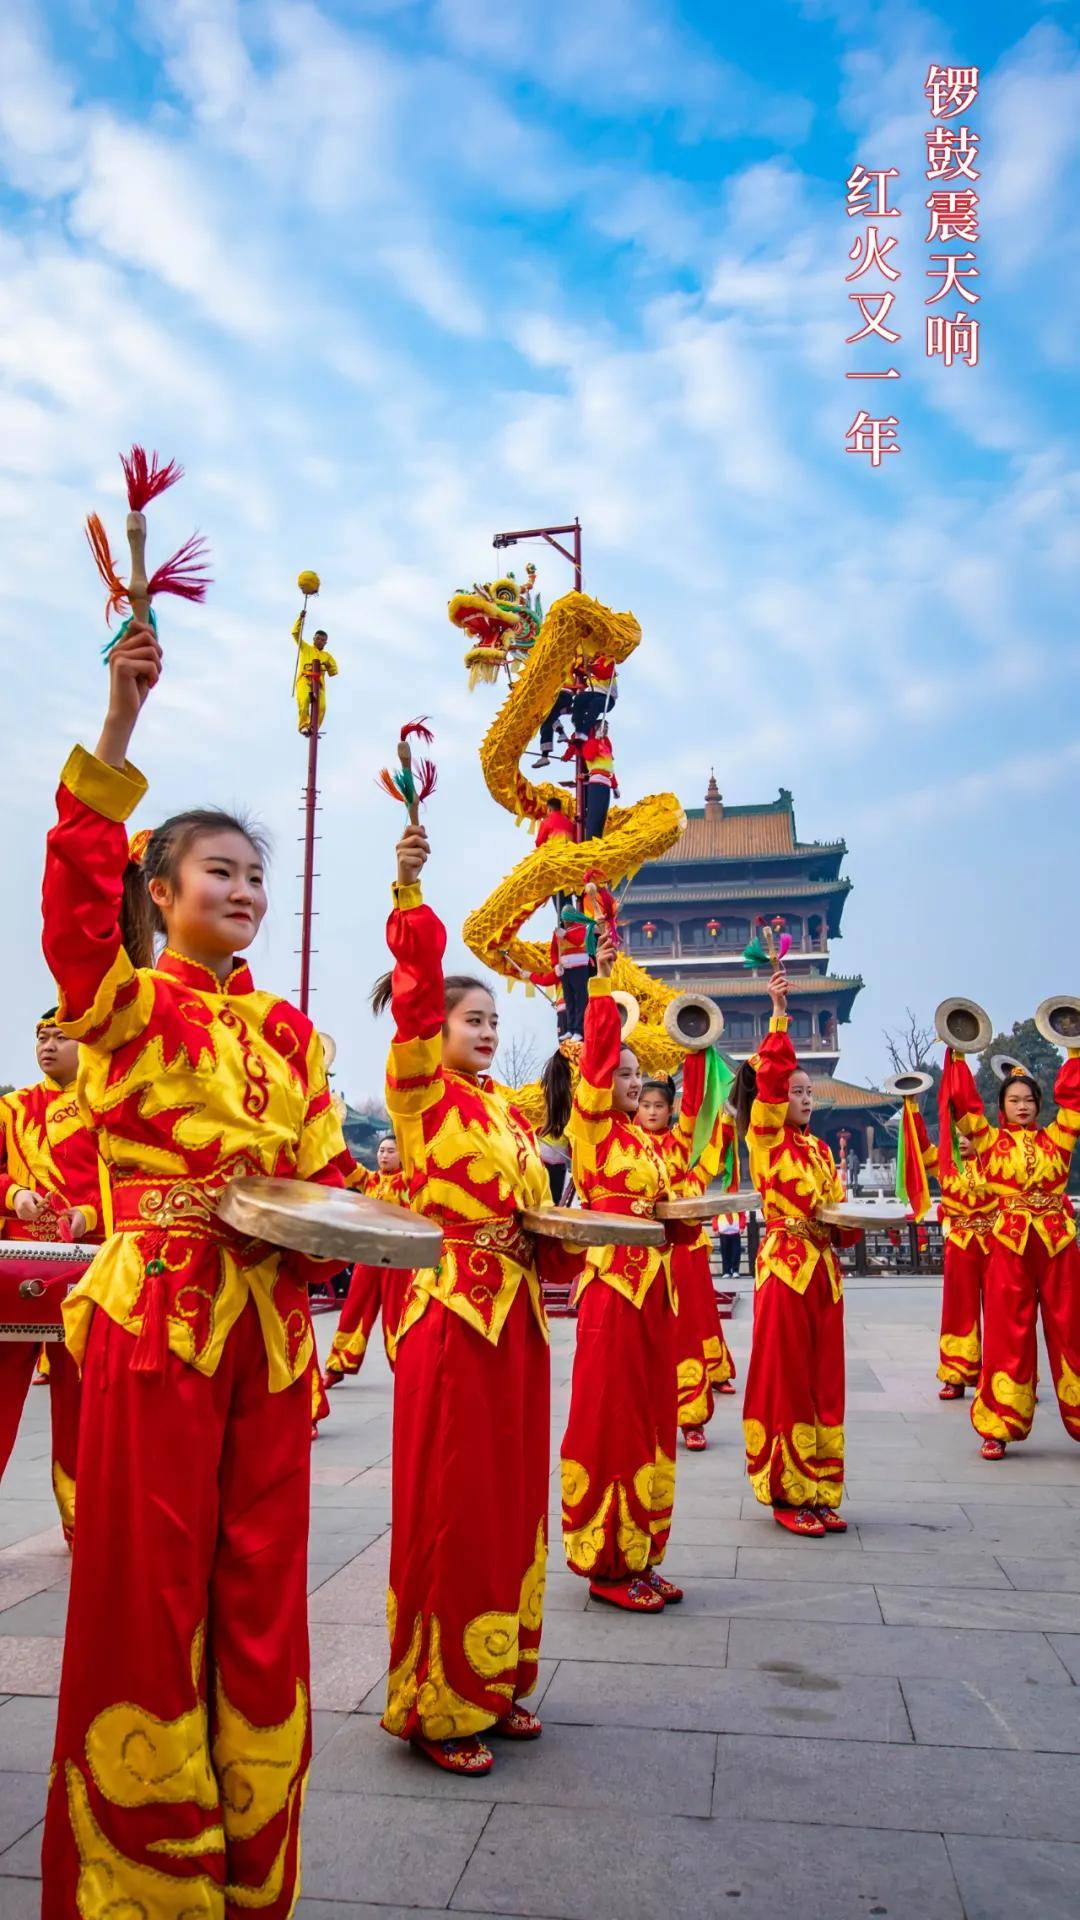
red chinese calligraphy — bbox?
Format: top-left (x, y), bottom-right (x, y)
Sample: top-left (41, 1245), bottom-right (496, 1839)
top-left (926, 312), bottom-right (980, 368)
top-left (924, 65), bottom-right (979, 118)
top-left (846, 292), bottom-right (901, 345)
top-left (846, 225), bottom-right (901, 282)
top-left (925, 189), bottom-right (980, 243)
top-left (925, 251), bottom-right (980, 305)
top-left (845, 410), bottom-right (901, 465)
top-left (925, 125), bottom-right (980, 181)
top-left (846, 165), bottom-right (901, 218)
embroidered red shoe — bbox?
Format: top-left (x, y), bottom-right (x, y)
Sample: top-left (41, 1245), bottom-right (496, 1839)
top-left (718, 1380), bottom-right (737, 1394)
top-left (683, 1427), bottom-right (707, 1451)
top-left (646, 1570), bottom-right (684, 1604)
top-left (588, 1576), bottom-right (665, 1612)
top-left (773, 1506), bottom-right (825, 1537)
top-left (411, 1734), bottom-right (494, 1775)
top-left (816, 1508), bottom-right (848, 1533)
top-left (938, 1382), bottom-right (965, 1400)
top-left (491, 1705), bottom-right (542, 1740)
top-left (980, 1437), bottom-right (1006, 1461)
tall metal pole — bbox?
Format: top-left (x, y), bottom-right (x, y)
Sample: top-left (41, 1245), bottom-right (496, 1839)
top-left (491, 517), bottom-right (585, 837)
top-left (298, 662), bottom-right (322, 1014)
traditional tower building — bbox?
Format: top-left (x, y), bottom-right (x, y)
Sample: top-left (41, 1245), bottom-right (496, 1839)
top-left (623, 777), bottom-right (889, 1159)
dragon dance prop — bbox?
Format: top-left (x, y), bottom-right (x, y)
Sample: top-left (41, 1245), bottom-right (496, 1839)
top-left (85, 445), bottom-right (210, 649)
top-left (449, 568), bottom-right (543, 688)
top-left (451, 585), bottom-right (690, 1087)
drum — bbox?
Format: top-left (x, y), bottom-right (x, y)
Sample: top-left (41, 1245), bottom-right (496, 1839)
top-left (520, 1207), bottom-right (666, 1250)
top-left (0, 1241), bottom-right (98, 1342)
top-left (216, 1179), bottom-right (442, 1270)
top-left (816, 1201), bottom-right (911, 1230)
top-left (655, 1195), bottom-right (724, 1224)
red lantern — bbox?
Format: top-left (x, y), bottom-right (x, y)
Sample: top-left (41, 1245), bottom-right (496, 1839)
top-left (642, 920), bottom-right (657, 942)
top-left (706, 918), bottom-right (720, 939)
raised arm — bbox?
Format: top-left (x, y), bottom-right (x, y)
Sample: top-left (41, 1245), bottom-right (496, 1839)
top-left (747, 972), bottom-right (794, 1190)
top-left (1047, 1051), bottom-right (1080, 1161)
top-left (945, 1052), bottom-right (998, 1154)
top-left (42, 624), bottom-right (160, 1052)
top-left (567, 942), bottom-right (620, 1183)
top-left (383, 824), bottom-right (446, 1179)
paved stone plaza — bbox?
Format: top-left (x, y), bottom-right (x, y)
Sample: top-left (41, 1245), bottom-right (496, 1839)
top-left (2, 1277), bottom-right (1080, 1918)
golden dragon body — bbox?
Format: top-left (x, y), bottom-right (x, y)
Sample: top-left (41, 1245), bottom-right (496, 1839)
top-left (452, 586), bottom-right (689, 1103)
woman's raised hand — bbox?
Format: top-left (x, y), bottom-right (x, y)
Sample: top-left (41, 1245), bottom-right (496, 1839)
top-left (768, 967), bottom-right (789, 1015)
top-left (96, 621), bottom-right (162, 768)
top-left (396, 823), bottom-right (430, 889)
top-left (595, 932), bottom-right (616, 979)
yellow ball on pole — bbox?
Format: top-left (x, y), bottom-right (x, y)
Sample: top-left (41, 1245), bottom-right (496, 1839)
top-left (297, 569), bottom-right (321, 596)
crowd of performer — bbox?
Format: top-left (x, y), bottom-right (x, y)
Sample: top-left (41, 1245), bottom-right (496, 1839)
top-left (3, 607), bottom-right (1080, 1911)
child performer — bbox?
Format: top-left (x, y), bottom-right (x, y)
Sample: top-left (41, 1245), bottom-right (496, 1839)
top-left (554, 934), bottom-right (682, 1612)
top-left (737, 971), bottom-right (854, 1537)
top-left (325, 1133), bottom-right (408, 1381)
top-left (292, 621), bottom-right (338, 735)
top-left (903, 1100), bottom-right (995, 1399)
top-left (40, 621), bottom-right (348, 1918)
top-left (0, 1011), bottom-right (102, 1543)
top-left (579, 724), bottom-right (618, 841)
top-left (376, 822), bottom-right (551, 1777)
top-left (940, 1051), bottom-right (1080, 1460)
top-left (637, 1065), bottom-right (736, 1451)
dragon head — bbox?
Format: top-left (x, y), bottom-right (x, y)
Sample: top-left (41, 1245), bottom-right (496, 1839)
top-left (448, 568), bottom-right (543, 689)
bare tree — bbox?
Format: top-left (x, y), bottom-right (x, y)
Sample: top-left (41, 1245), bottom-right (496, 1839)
top-left (883, 1009), bottom-right (935, 1077)
top-left (498, 1029), bottom-right (541, 1088)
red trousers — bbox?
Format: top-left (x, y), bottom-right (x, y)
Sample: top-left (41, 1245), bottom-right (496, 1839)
top-left (972, 1237), bottom-right (1080, 1444)
top-left (561, 1270), bottom-right (677, 1580)
top-left (382, 1285), bottom-right (549, 1743)
top-left (743, 1262), bottom-right (845, 1511)
top-left (672, 1242), bottom-right (717, 1430)
top-left (326, 1263), bottom-right (410, 1378)
top-left (42, 1301), bottom-right (312, 1919)
top-left (0, 1340), bottom-right (80, 1543)
top-left (938, 1236), bottom-right (987, 1385)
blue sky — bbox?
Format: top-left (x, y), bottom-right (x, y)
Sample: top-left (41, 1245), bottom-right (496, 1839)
top-left (0, 0), bottom-right (1077, 1099)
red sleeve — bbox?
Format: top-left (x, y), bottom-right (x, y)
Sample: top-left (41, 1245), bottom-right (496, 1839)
top-left (42, 749), bottom-right (149, 1045)
top-left (755, 1023), bottom-right (796, 1106)
top-left (679, 1049), bottom-right (706, 1122)
top-left (1054, 1055), bottom-right (1080, 1111)
top-left (529, 968), bottom-right (560, 988)
top-left (386, 885), bottom-right (448, 1043)
top-left (581, 980), bottom-right (621, 1090)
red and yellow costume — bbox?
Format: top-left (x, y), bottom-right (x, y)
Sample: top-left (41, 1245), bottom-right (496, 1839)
top-left (909, 1105), bottom-right (994, 1387)
top-left (40, 745), bottom-right (347, 1920)
top-left (381, 882), bottom-right (550, 1744)
top-left (945, 1052), bottom-right (1080, 1444)
top-left (560, 977), bottom-right (678, 1580)
top-left (325, 1167), bottom-right (409, 1379)
top-left (742, 1017), bottom-right (850, 1512)
top-left (656, 1054), bottom-right (736, 1433)
top-left (0, 1072), bottom-right (102, 1542)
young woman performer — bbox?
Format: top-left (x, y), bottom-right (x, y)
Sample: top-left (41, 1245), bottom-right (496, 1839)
top-left (40, 622), bottom-right (347, 1918)
top-left (637, 1067), bottom-right (736, 1452)
top-left (0, 1011), bottom-right (101, 1544)
top-left (325, 1133), bottom-right (407, 1382)
top-left (556, 935), bottom-right (682, 1611)
top-left (378, 822), bottom-right (550, 1776)
top-left (738, 972), bottom-right (853, 1537)
top-left (941, 1052), bottom-right (1080, 1459)
top-left (905, 1102), bottom-right (995, 1399)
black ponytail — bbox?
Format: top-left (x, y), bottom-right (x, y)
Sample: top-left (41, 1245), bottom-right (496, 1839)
top-left (730, 1059), bottom-right (758, 1140)
top-left (541, 1047), bottom-right (574, 1139)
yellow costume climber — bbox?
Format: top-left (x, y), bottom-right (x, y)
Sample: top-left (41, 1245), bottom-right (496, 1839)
top-left (293, 619), bottom-right (338, 734)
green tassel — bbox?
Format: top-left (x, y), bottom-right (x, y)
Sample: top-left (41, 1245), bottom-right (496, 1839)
top-left (741, 935), bottom-right (769, 968)
top-left (690, 1047), bottom-right (734, 1170)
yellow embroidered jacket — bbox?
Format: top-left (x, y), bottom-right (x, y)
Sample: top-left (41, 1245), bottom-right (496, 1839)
top-left (0, 1077), bottom-right (102, 1239)
top-left (569, 977), bottom-right (672, 1309)
top-left (948, 1051), bottom-right (1080, 1256)
top-left (384, 883), bottom-right (549, 1347)
top-left (910, 1106), bottom-right (995, 1250)
top-left (656, 1048), bottom-right (735, 1258)
top-left (748, 1017), bottom-right (846, 1301)
top-left (42, 746), bottom-right (349, 1387)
